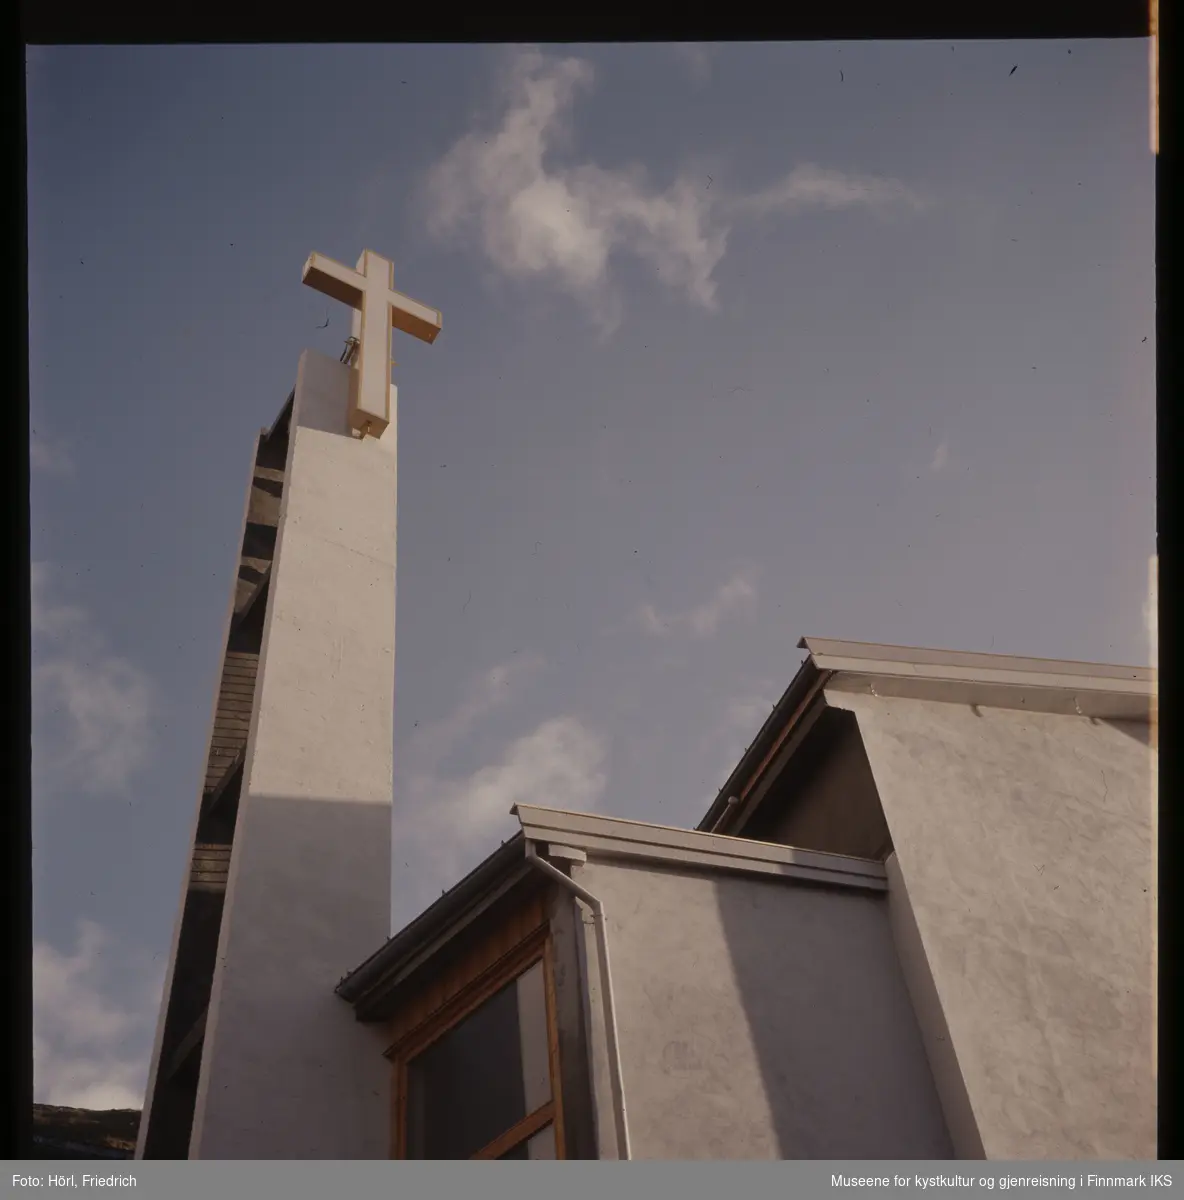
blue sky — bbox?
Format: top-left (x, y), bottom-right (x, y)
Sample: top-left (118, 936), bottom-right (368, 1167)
top-left (27, 40), bottom-right (1155, 1110)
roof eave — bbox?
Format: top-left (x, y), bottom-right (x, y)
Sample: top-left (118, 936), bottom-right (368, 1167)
top-left (805, 637), bottom-right (1154, 719)
top-left (514, 803), bottom-right (886, 892)
top-left (336, 833), bottom-right (527, 1016)
top-left (800, 636), bottom-right (1154, 689)
top-left (696, 648), bottom-right (822, 832)
top-left (695, 635), bottom-right (1154, 834)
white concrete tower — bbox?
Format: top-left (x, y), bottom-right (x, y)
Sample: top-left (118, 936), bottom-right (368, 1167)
top-left (137, 251), bottom-right (440, 1159)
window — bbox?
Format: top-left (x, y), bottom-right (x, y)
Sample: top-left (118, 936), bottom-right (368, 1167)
top-left (392, 934), bottom-right (564, 1159)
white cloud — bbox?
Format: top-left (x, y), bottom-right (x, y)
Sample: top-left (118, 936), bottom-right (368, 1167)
top-left (32, 563), bottom-right (154, 794)
top-left (710, 685), bottom-right (780, 781)
top-left (734, 163), bottom-right (929, 220)
top-left (393, 657), bottom-right (607, 917)
top-left (670, 43), bottom-right (716, 85)
top-left (30, 429), bottom-right (75, 476)
top-left (30, 563), bottom-right (88, 641)
top-left (407, 717), bottom-right (606, 865)
top-left (637, 571), bottom-right (757, 638)
top-left (714, 690), bottom-right (773, 767)
top-left (930, 439), bottom-right (950, 473)
top-left (723, 692), bottom-right (775, 739)
top-left (408, 654), bottom-right (546, 770)
top-left (34, 920), bottom-right (163, 1110)
top-left (422, 47), bottom-right (926, 332)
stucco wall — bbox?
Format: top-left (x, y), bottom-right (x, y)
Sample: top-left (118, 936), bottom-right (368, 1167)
top-left (576, 858), bottom-right (952, 1159)
top-left (831, 690), bottom-right (1155, 1159)
top-left (190, 350), bottom-right (396, 1158)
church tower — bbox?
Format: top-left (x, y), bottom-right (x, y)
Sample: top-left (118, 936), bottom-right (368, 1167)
top-left (136, 252), bottom-right (440, 1158)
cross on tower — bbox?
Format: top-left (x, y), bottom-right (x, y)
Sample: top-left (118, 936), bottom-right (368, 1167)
top-left (302, 249), bottom-right (442, 438)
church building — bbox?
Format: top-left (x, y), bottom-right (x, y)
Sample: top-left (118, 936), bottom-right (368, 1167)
top-left (333, 639), bottom-right (1156, 1162)
top-left (135, 252), bottom-right (1156, 1162)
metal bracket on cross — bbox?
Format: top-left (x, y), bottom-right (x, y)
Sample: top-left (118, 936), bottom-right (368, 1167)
top-left (302, 249), bottom-right (441, 439)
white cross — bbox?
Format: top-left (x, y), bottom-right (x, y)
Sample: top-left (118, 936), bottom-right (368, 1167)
top-left (302, 249), bottom-right (441, 439)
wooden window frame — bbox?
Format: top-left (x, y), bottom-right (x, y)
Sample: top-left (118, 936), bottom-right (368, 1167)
top-left (387, 924), bottom-right (566, 1160)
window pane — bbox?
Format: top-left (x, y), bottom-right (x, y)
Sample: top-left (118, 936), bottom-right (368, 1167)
top-left (527, 1124), bottom-right (556, 1160)
top-left (406, 978), bottom-right (527, 1159)
top-left (516, 962), bottom-right (552, 1113)
top-left (497, 1124), bottom-right (555, 1160)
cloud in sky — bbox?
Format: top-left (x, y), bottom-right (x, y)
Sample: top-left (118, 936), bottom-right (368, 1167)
top-left (34, 919), bottom-right (163, 1110)
top-left (407, 653), bottom-right (546, 771)
top-left (422, 47), bottom-right (928, 332)
top-left (670, 43), bottom-right (716, 85)
top-left (722, 691), bottom-right (775, 741)
top-left (929, 439), bottom-right (950, 473)
top-left (409, 716), bottom-right (606, 856)
top-left (637, 570), bottom-right (758, 638)
top-left (734, 163), bottom-right (930, 220)
top-left (394, 658), bottom-right (607, 915)
top-left (707, 683), bottom-right (779, 780)
top-left (30, 429), bottom-right (75, 476)
top-left (32, 563), bottom-right (154, 795)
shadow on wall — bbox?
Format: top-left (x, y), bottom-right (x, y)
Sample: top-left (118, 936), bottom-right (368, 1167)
top-left (713, 875), bottom-right (954, 1159)
top-left (199, 793), bottom-right (393, 1161)
top-left (239, 525), bottom-right (277, 577)
top-left (223, 793), bottom-right (391, 960)
top-left (794, 697), bottom-right (1157, 1159)
top-left (144, 794), bottom-right (392, 1161)
top-left (1099, 718), bottom-right (1153, 748)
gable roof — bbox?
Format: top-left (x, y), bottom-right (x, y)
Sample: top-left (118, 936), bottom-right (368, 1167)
top-left (335, 834), bottom-right (531, 1020)
top-left (697, 636), bottom-right (1154, 834)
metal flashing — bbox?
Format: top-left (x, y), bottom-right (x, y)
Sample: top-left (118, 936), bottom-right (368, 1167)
top-left (797, 637), bottom-right (1153, 686)
top-left (699, 636), bottom-right (1154, 833)
top-left (513, 804), bottom-right (886, 892)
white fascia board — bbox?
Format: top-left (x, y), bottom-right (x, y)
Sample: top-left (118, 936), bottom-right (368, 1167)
top-left (821, 672), bottom-right (1151, 720)
top-left (512, 804), bottom-right (886, 893)
top-left (800, 638), bottom-right (1152, 701)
